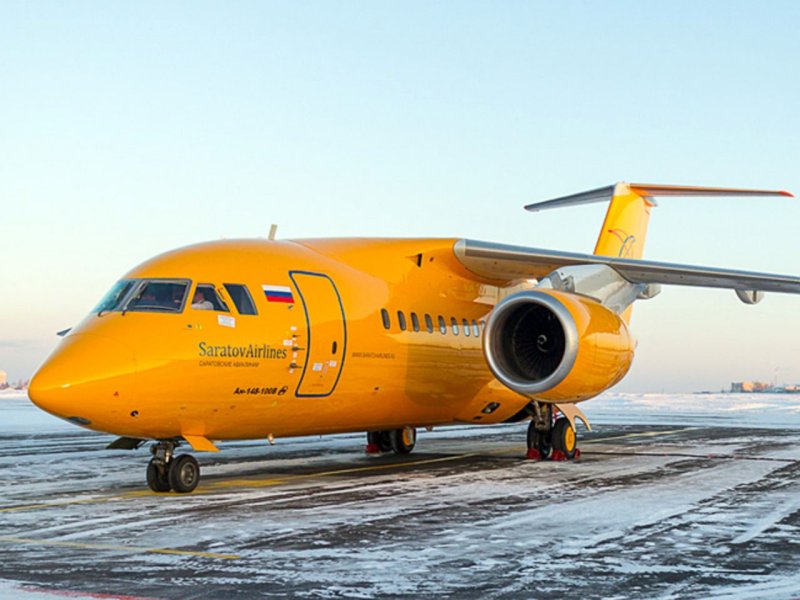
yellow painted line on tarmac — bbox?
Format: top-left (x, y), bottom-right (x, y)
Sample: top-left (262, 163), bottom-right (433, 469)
top-left (0, 536), bottom-right (240, 560)
top-left (0, 497), bottom-right (119, 514)
top-left (0, 503), bottom-right (52, 514)
top-left (0, 452), bottom-right (484, 513)
top-left (205, 451), bottom-right (483, 489)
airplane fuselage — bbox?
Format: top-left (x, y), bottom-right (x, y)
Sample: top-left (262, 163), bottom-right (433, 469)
top-left (31, 238), bottom-right (553, 441)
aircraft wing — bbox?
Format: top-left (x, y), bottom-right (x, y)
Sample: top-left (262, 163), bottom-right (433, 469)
top-left (454, 239), bottom-right (800, 295)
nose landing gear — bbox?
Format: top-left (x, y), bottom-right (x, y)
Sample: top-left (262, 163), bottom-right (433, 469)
top-left (146, 441), bottom-right (200, 493)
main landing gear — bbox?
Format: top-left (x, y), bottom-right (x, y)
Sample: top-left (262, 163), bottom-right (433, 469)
top-left (526, 403), bottom-right (580, 462)
top-left (146, 441), bottom-right (200, 494)
top-left (366, 427), bottom-right (417, 456)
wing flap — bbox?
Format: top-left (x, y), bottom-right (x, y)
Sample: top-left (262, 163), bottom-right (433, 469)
top-left (455, 239), bottom-right (800, 295)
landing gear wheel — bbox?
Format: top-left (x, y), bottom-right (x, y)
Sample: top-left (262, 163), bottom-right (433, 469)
top-left (146, 458), bottom-right (171, 492)
top-left (552, 417), bottom-right (577, 460)
top-left (367, 431), bottom-right (392, 453)
top-left (389, 427), bottom-right (416, 454)
top-left (526, 420), bottom-right (552, 460)
top-left (168, 454), bottom-right (200, 493)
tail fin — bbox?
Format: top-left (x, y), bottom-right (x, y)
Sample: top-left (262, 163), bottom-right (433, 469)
top-left (593, 183), bottom-right (654, 260)
top-left (525, 182), bottom-right (793, 320)
top-left (526, 182), bottom-right (793, 260)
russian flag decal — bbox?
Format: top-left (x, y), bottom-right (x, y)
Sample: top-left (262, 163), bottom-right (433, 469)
top-left (262, 285), bottom-right (295, 304)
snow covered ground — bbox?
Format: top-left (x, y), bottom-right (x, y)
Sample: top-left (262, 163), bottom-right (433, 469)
top-left (584, 391), bottom-right (800, 428)
top-left (3, 392), bottom-right (800, 599)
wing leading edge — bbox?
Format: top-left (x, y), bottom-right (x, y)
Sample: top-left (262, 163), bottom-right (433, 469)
top-left (454, 239), bottom-right (800, 296)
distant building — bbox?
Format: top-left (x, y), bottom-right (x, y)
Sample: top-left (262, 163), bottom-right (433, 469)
top-left (730, 381), bottom-right (800, 393)
top-left (730, 381), bottom-right (772, 393)
top-left (0, 370), bottom-right (6, 388)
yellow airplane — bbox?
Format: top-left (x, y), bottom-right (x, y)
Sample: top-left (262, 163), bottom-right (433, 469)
top-left (28, 183), bottom-right (800, 493)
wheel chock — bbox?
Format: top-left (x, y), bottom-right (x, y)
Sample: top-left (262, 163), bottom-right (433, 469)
top-left (551, 449), bottom-right (567, 462)
top-left (525, 448), bottom-right (541, 460)
top-left (365, 443), bottom-right (382, 455)
top-left (573, 448), bottom-right (581, 461)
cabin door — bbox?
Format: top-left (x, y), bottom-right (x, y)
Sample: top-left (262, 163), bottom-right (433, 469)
top-left (289, 271), bottom-right (347, 397)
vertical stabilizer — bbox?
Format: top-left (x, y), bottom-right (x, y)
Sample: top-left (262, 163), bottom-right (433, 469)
top-left (524, 182), bottom-right (793, 321)
top-left (593, 183), bottom-right (655, 260)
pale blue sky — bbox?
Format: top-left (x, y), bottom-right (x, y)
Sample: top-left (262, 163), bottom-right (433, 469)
top-left (1, 1), bottom-right (799, 390)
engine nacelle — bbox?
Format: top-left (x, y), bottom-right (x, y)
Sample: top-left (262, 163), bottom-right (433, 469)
top-left (483, 290), bottom-right (635, 402)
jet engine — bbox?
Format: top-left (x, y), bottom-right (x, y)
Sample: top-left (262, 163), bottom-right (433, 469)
top-left (483, 290), bottom-right (635, 402)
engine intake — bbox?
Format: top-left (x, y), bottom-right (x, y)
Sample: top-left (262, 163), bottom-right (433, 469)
top-left (483, 290), bottom-right (634, 401)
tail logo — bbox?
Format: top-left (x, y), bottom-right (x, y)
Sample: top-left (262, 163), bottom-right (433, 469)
top-left (607, 229), bottom-right (637, 258)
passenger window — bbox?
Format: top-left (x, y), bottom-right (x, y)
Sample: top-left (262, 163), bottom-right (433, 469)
top-left (223, 284), bottom-right (257, 315)
top-left (451, 317), bottom-right (459, 336)
top-left (438, 316), bottom-right (447, 335)
top-left (424, 314), bottom-right (434, 333)
top-left (381, 308), bottom-right (391, 330)
top-left (192, 284), bottom-right (230, 312)
top-left (397, 310), bottom-right (407, 331)
top-left (472, 320), bottom-right (480, 337)
top-left (126, 280), bottom-right (190, 313)
top-left (462, 319), bottom-right (470, 337)
top-left (411, 312), bottom-right (420, 332)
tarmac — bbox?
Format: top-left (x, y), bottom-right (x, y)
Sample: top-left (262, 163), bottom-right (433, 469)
top-left (2, 394), bottom-right (800, 599)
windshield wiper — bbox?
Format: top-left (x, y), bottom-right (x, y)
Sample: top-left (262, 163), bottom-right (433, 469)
top-left (122, 287), bottom-right (146, 317)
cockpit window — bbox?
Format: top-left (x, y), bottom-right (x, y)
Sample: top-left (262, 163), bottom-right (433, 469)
top-left (125, 280), bottom-right (190, 313)
top-left (94, 280), bottom-right (135, 314)
top-left (223, 284), bottom-right (258, 315)
top-left (191, 284), bottom-right (230, 312)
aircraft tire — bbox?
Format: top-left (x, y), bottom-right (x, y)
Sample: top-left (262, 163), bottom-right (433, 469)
top-left (168, 454), bottom-right (200, 493)
top-left (526, 420), bottom-right (552, 459)
top-left (146, 458), bottom-right (171, 493)
top-left (552, 418), bottom-right (577, 460)
top-left (367, 431), bottom-right (393, 453)
top-left (389, 427), bottom-right (416, 454)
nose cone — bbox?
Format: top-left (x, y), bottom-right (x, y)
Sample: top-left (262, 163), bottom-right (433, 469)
top-left (29, 334), bottom-right (136, 427)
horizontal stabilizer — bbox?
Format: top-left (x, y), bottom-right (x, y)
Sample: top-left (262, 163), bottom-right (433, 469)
top-left (525, 183), bottom-right (793, 213)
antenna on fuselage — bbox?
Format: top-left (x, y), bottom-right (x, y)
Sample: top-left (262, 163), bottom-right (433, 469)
top-left (268, 224), bottom-right (278, 240)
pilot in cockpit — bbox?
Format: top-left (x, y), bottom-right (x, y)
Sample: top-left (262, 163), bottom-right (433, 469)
top-left (191, 289), bottom-right (214, 310)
